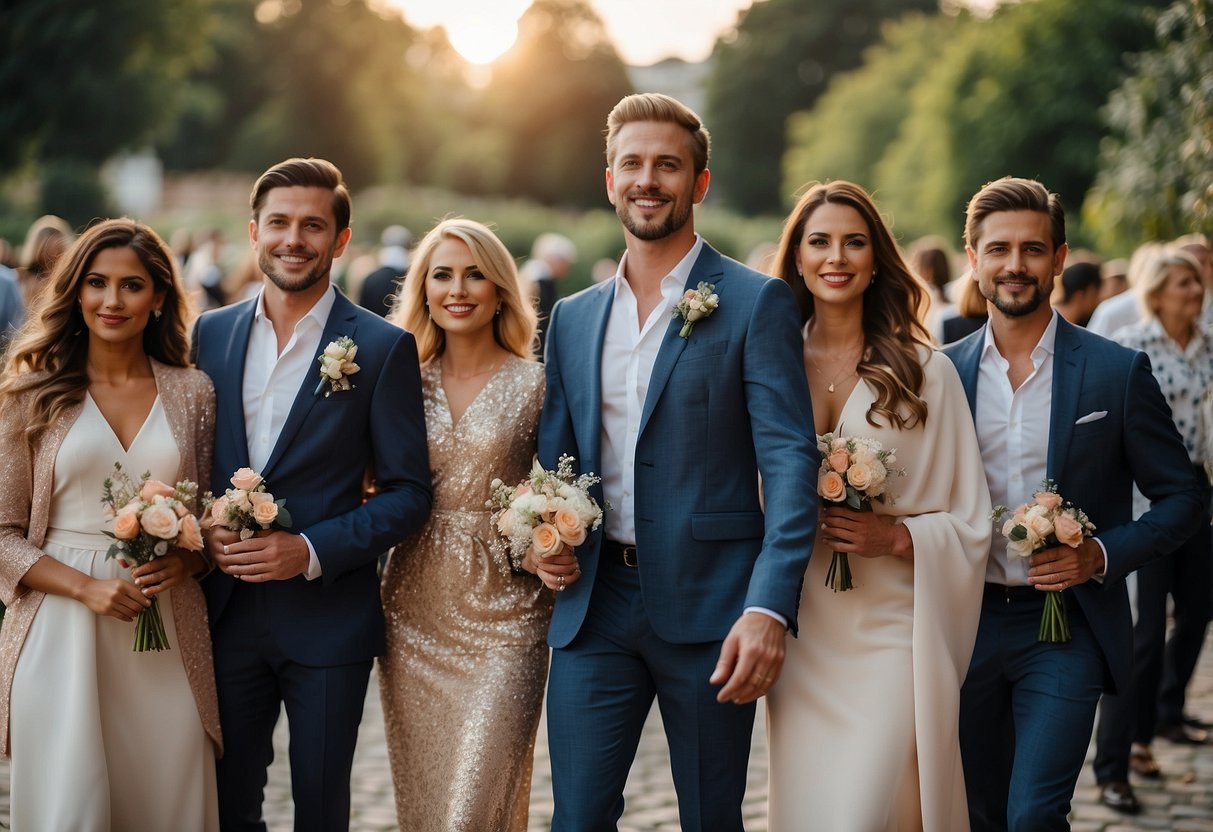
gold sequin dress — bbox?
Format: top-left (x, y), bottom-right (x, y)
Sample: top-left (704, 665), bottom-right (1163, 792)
top-left (379, 355), bottom-right (552, 832)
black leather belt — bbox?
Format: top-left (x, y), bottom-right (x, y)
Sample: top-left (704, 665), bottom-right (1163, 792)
top-left (984, 582), bottom-right (1044, 604)
top-left (602, 539), bottom-right (638, 567)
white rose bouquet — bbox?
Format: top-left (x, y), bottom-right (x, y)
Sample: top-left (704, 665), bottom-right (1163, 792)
top-left (816, 432), bottom-right (904, 593)
top-left (487, 455), bottom-right (605, 581)
top-left (202, 467), bottom-right (293, 541)
top-left (991, 479), bottom-right (1096, 643)
top-left (100, 463), bottom-right (205, 652)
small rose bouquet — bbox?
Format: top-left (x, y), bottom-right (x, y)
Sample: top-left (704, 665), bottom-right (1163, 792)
top-left (202, 467), bottom-right (293, 540)
top-left (673, 281), bottom-right (719, 338)
top-left (100, 463), bottom-right (205, 652)
top-left (816, 432), bottom-right (904, 592)
top-left (314, 336), bottom-right (359, 397)
top-left (992, 480), bottom-right (1096, 643)
top-left (487, 455), bottom-right (605, 578)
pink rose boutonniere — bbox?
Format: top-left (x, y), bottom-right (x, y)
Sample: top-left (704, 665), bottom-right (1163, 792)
top-left (673, 281), bottom-right (719, 339)
top-left (314, 336), bottom-right (360, 397)
top-left (991, 479), bottom-right (1096, 643)
top-left (100, 463), bottom-right (205, 652)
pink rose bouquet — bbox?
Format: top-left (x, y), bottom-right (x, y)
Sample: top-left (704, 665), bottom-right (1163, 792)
top-left (815, 432), bottom-right (905, 593)
top-left (991, 479), bottom-right (1096, 643)
top-left (202, 467), bottom-right (293, 540)
top-left (100, 463), bottom-right (204, 652)
top-left (487, 455), bottom-right (605, 581)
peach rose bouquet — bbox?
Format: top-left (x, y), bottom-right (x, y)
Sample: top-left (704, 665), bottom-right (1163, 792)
top-left (487, 454), bottom-right (605, 584)
top-left (100, 463), bottom-right (204, 652)
top-left (991, 479), bottom-right (1096, 643)
top-left (816, 432), bottom-right (905, 593)
top-left (201, 467), bottom-right (293, 541)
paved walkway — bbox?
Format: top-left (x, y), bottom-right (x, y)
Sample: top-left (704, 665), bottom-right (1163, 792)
top-left (5, 634), bottom-right (1213, 829)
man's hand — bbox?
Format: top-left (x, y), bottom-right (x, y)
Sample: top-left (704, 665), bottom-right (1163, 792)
top-left (1027, 538), bottom-right (1105, 591)
top-left (213, 530), bottom-right (311, 582)
top-left (710, 612), bottom-right (786, 705)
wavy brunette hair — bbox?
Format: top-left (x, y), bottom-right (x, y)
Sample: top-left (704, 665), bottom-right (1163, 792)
top-left (773, 181), bottom-right (932, 430)
top-left (388, 218), bottom-right (537, 364)
top-left (0, 218), bottom-right (192, 442)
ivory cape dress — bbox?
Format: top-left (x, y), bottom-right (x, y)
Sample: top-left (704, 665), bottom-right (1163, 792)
top-left (0, 362), bottom-right (222, 831)
top-left (379, 356), bottom-right (553, 832)
top-left (766, 349), bottom-right (992, 832)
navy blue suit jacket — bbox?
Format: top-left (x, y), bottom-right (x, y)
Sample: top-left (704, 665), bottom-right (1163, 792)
top-left (944, 316), bottom-right (1203, 692)
top-left (192, 290), bottom-right (431, 665)
top-left (538, 243), bottom-right (819, 648)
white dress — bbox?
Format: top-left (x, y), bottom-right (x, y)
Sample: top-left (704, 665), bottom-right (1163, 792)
top-left (8, 395), bottom-right (218, 832)
top-left (766, 351), bottom-right (992, 832)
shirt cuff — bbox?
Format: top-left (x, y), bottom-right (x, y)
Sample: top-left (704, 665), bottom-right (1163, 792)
top-left (1092, 536), bottom-right (1108, 583)
top-left (744, 606), bottom-right (788, 629)
top-left (302, 534), bottom-right (322, 581)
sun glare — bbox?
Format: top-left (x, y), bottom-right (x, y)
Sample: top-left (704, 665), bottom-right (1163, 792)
top-left (386, 0), bottom-right (531, 65)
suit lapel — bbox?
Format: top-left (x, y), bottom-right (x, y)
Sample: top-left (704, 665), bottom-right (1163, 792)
top-left (949, 330), bottom-right (984, 417)
top-left (262, 292), bottom-right (360, 477)
top-left (221, 302), bottom-right (256, 465)
top-left (638, 245), bottom-right (724, 436)
top-left (1047, 318), bottom-right (1085, 479)
top-left (577, 281), bottom-right (614, 472)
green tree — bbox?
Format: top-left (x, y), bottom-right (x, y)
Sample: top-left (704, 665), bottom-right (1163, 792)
top-left (782, 14), bottom-right (954, 207)
top-left (481, 0), bottom-right (633, 208)
top-left (1083, 0), bottom-right (1213, 250)
top-left (705, 0), bottom-right (936, 216)
top-left (877, 0), bottom-right (1166, 243)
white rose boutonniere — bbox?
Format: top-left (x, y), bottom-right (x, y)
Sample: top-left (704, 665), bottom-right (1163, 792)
top-left (673, 281), bottom-right (719, 339)
top-left (314, 336), bottom-right (360, 397)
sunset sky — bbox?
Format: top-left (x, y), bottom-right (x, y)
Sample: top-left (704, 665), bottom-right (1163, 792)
top-left (382, 0), bottom-right (753, 65)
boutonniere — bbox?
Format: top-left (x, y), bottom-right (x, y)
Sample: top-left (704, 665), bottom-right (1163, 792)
top-left (673, 281), bottom-right (719, 338)
top-left (314, 336), bottom-right (360, 397)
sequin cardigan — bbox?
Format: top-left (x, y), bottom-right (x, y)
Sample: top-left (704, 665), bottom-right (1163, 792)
top-left (0, 360), bottom-right (222, 758)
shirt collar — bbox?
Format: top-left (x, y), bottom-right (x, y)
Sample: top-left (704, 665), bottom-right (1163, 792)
top-left (980, 308), bottom-right (1060, 364)
top-left (253, 284), bottom-right (336, 333)
top-left (612, 234), bottom-right (705, 300)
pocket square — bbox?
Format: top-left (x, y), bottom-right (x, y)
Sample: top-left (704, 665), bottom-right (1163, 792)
top-left (1075, 411), bottom-right (1108, 425)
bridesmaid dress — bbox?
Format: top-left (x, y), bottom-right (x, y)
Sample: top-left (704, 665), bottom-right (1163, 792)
top-left (380, 356), bottom-right (553, 832)
top-left (8, 394), bottom-right (218, 832)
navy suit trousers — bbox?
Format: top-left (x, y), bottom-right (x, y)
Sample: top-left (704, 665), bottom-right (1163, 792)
top-left (546, 556), bottom-right (754, 832)
top-left (960, 589), bottom-right (1105, 832)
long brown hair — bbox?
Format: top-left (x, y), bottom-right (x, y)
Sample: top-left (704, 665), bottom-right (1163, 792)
top-left (773, 180), bottom-right (932, 429)
top-left (0, 218), bottom-right (192, 442)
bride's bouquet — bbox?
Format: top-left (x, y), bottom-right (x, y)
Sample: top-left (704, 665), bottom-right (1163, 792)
top-left (487, 455), bottom-right (604, 579)
top-left (992, 480), bottom-right (1096, 643)
top-left (101, 463), bottom-right (205, 652)
top-left (816, 432), bottom-right (904, 592)
top-left (202, 467), bottom-right (293, 540)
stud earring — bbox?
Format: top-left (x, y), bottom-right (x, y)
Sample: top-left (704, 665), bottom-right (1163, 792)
top-left (154, 309), bottom-right (163, 320)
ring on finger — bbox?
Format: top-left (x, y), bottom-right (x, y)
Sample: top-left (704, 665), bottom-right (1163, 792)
top-left (557, 575), bottom-right (566, 591)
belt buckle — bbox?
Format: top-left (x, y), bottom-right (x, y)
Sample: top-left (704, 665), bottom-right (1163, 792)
top-left (621, 545), bottom-right (638, 568)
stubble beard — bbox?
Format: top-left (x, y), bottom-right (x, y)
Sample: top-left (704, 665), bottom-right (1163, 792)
top-left (984, 276), bottom-right (1045, 318)
top-left (259, 249), bottom-right (329, 294)
top-left (617, 192), bottom-right (693, 242)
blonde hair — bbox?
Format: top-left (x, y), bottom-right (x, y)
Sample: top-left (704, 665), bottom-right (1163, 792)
top-left (605, 93), bottom-right (710, 174)
top-left (0, 218), bottom-right (193, 442)
top-left (388, 219), bottom-right (536, 364)
top-left (1134, 244), bottom-right (1203, 320)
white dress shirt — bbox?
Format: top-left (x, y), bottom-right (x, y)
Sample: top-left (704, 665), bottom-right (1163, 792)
top-left (600, 236), bottom-right (703, 544)
top-left (242, 285), bottom-right (335, 580)
top-left (977, 314), bottom-right (1057, 585)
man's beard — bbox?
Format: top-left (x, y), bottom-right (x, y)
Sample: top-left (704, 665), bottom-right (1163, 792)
top-left (259, 250), bottom-right (328, 293)
top-left (617, 191), bottom-right (693, 241)
top-left (984, 275), bottom-right (1045, 317)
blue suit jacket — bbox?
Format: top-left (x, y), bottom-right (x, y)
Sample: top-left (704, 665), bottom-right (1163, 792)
top-left (944, 316), bottom-right (1204, 692)
top-left (538, 243), bottom-right (819, 648)
top-left (192, 290), bottom-right (432, 665)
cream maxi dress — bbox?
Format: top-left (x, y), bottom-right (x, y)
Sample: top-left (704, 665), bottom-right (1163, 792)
top-left (766, 350), bottom-right (992, 832)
